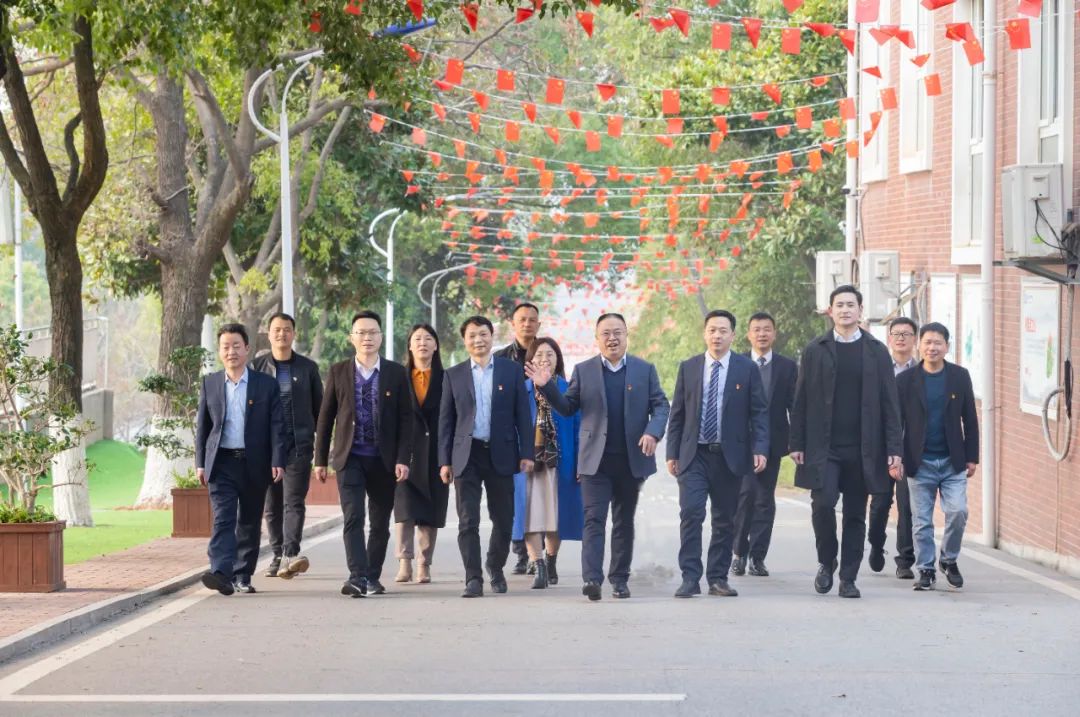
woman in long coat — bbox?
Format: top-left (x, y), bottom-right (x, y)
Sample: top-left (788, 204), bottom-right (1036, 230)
top-left (393, 323), bottom-right (449, 584)
top-left (512, 337), bottom-right (582, 588)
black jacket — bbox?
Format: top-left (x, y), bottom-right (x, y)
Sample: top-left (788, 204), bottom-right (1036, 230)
top-left (790, 331), bottom-right (902, 494)
top-left (195, 369), bottom-right (287, 481)
top-left (395, 364), bottom-right (449, 528)
top-left (746, 351), bottom-right (798, 461)
top-left (250, 351), bottom-right (323, 457)
top-left (896, 361), bottom-right (979, 476)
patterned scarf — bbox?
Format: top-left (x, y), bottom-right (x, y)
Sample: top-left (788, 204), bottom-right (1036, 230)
top-left (533, 389), bottom-right (560, 469)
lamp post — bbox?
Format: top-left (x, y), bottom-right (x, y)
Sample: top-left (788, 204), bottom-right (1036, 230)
top-left (246, 49), bottom-right (325, 317)
top-left (368, 208), bottom-right (406, 360)
top-left (418, 262), bottom-right (477, 329)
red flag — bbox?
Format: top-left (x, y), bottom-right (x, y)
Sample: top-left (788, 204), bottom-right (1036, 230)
top-left (782, 28), bottom-right (801, 54)
top-left (838, 97), bottom-right (855, 120)
top-left (810, 75), bottom-right (830, 88)
top-left (823, 118), bottom-right (841, 137)
top-left (808, 150), bottom-right (822, 172)
top-left (920, 0), bottom-right (956, 7)
top-left (497, 69), bottom-right (515, 92)
top-left (709, 132), bottom-right (723, 152)
top-left (880, 87), bottom-right (898, 110)
top-left (783, 0), bottom-right (805, 11)
top-left (777, 153), bottom-right (793, 175)
top-left (401, 43), bottom-right (421, 63)
top-left (445, 58), bottom-right (464, 85)
top-left (805, 22), bottom-right (835, 37)
top-left (713, 115), bottom-right (728, 134)
top-left (667, 118), bottom-right (684, 135)
top-left (945, 22), bottom-right (975, 42)
top-left (576, 11), bottom-right (594, 37)
top-left (411, 127), bottom-right (426, 145)
top-left (712, 86), bottom-right (731, 106)
top-left (515, 7), bottom-right (534, 22)
top-left (1004, 18), bottom-right (1031, 49)
top-left (742, 18), bottom-right (763, 48)
top-left (545, 78), bottom-right (565, 104)
top-left (846, 140), bottom-right (859, 158)
top-left (505, 121), bottom-right (520, 142)
top-left (1018, 0), bottom-right (1042, 17)
top-left (669, 8), bottom-right (691, 37)
top-left (607, 115), bottom-right (623, 138)
top-left (855, 0), bottom-right (879, 23)
top-left (368, 113), bottom-right (385, 133)
top-left (662, 89), bottom-right (680, 115)
top-left (460, 4), bottom-right (478, 31)
top-left (924, 73), bottom-right (942, 96)
top-left (407, 0), bottom-right (423, 21)
top-left (472, 91), bottom-right (489, 110)
top-left (431, 103), bottom-right (446, 121)
top-left (911, 53), bottom-right (931, 67)
top-left (454, 139), bottom-right (466, 158)
top-left (344, 0), bottom-right (363, 17)
top-left (467, 112), bottom-right (480, 133)
top-left (963, 40), bottom-right (984, 65)
top-left (838, 29), bottom-right (856, 55)
top-left (862, 66), bottom-right (882, 79)
top-left (566, 110), bottom-right (582, 128)
top-left (795, 106), bottom-right (812, 129)
top-left (585, 131), bottom-right (601, 152)
top-left (308, 11), bottom-right (322, 32)
top-left (597, 83), bottom-right (617, 101)
top-left (712, 23), bottom-right (731, 50)
top-left (522, 102), bottom-right (537, 122)
top-left (762, 83), bottom-right (782, 104)
top-left (775, 125), bottom-right (791, 138)
top-left (655, 135), bottom-right (675, 149)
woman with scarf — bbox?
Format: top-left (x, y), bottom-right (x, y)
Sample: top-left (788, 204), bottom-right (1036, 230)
top-left (512, 337), bottom-right (582, 589)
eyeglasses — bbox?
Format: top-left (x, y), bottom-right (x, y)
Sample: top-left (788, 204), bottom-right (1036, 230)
top-left (890, 331), bottom-right (914, 339)
top-left (351, 330), bottom-right (382, 338)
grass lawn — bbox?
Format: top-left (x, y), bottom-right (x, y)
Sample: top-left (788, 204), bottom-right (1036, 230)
top-left (778, 456), bottom-right (796, 488)
top-left (36, 440), bottom-right (173, 565)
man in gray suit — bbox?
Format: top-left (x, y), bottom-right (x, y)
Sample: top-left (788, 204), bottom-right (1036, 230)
top-left (526, 313), bottom-right (669, 601)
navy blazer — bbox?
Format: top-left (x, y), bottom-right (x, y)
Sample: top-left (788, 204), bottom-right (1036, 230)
top-left (667, 352), bottom-right (770, 476)
top-left (438, 356), bottom-right (533, 477)
top-left (195, 369), bottom-right (287, 482)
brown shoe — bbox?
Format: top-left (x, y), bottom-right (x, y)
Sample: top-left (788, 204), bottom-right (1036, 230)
top-left (278, 555), bottom-right (310, 580)
top-left (395, 559), bottom-right (413, 583)
top-left (708, 579), bottom-right (738, 597)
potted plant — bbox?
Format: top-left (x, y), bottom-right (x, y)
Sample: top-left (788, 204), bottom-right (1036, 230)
top-left (136, 347), bottom-right (212, 538)
top-left (0, 325), bottom-right (91, 592)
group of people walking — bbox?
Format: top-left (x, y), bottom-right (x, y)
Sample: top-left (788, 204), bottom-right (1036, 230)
top-left (194, 283), bottom-right (979, 601)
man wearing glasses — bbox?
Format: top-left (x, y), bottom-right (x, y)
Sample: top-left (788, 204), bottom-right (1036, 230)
top-left (315, 311), bottom-right (411, 598)
top-left (867, 316), bottom-right (919, 580)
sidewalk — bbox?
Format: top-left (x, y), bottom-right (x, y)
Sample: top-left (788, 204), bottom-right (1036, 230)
top-left (0, 504), bottom-right (342, 664)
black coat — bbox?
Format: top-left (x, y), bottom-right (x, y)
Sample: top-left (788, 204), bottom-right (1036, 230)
top-left (746, 352), bottom-right (798, 461)
top-left (250, 351), bottom-right (323, 457)
top-left (790, 331), bottom-right (902, 494)
top-left (896, 361), bottom-right (979, 477)
top-left (394, 365), bottom-right (449, 527)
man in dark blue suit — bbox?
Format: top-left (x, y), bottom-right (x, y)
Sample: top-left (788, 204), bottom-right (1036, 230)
top-left (196, 323), bottom-right (287, 595)
top-left (666, 310), bottom-right (769, 598)
top-left (439, 316), bottom-right (534, 598)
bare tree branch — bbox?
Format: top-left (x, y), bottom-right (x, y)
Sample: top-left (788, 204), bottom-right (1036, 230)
top-left (60, 112), bottom-right (81, 203)
top-left (299, 105), bottom-right (350, 224)
top-left (186, 68), bottom-right (245, 180)
top-left (222, 241), bottom-right (245, 285)
top-left (252, 97), bottom-right (349, 154)
top-left (23, 57), bottom-right (73, 76)
top-left (66, 13), bottom-right (108, 219)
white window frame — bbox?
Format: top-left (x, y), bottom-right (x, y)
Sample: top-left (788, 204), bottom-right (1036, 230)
top-left (859, 0), bottom-right (891, 184)
top-left (1016, 0), bottom-right (1074, 207)
top-left (899, 1), bottom-right (933, 173)
top-left (950, 0), bottom-right (986, 265)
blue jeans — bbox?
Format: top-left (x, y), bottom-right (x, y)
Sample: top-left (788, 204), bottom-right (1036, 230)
top-left (908, 457), bottom-right (968, 573)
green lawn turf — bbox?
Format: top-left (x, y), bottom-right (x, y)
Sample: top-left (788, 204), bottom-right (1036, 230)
top-left (778, 456), bottom-right (796, 489)
top-left (36, 440), bottom-right (173, 565)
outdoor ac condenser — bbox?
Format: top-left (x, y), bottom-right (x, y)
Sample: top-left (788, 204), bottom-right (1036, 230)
top-left (814, 251), bottom-right (853, 310)
top-left (1002, 163), bottom-right (1065, 260)
top-left (859, 251), bottom-right (900, 322)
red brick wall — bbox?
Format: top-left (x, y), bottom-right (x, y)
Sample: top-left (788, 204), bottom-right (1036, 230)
top-left (858, 2), bottom-right (1080, 565)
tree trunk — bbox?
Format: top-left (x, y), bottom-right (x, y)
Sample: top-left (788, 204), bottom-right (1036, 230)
top-left (51, 420), bottom-right (93, 527)
top-left (135, 424), bottom-right (193, 509)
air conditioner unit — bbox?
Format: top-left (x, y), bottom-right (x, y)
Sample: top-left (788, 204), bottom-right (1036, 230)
top-left (1002, 163), bottom-right (1064, 259)
top-left (815, 251), bottom-right (853, 310)
top-left (859, 251), bottom-right (900, 322)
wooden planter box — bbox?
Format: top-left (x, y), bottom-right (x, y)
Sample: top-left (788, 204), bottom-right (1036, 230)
top-left (306, 472), bottom-right (340, 505)
top-left (171, 487), bottom-right (212, 538)
top-left (0, 520), bottom-right (66, 593)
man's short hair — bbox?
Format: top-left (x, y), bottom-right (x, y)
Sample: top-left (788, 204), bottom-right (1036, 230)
top-left (511, 302), bottom-right (540, 319)
top-left (595, 312), bottom-right (627, 327)
top-left (267, 312), bottom-right (295, 329)
top-left (747, 311), bottom-right (775, 328)
top-left (829, 284), bottom-right (863, 306)
top-left (459, 315), bottom-right (494, 337)
top-left (919, 322), bottom-right (951, 343)
top-left (351, 310), bottom-right (382, 328)
top-left (217, 323), bottom-right (250, 346)
top-left (888, 316), bottom-right (917, 334)
top-left (704, 309), bottom-right (737, 330)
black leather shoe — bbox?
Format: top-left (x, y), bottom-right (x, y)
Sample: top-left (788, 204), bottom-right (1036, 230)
top-left (896, 565), bottom-right (915, 580)
top-left (200, 571), bottom-right (234, 596)
top-left (512, 555), bottom-right (528, 575)
top-left (612, 582), bottom-right (631, 599)
top-left (674, 580), bottom-right (700, 598)
top-left (462, 578), bottom-right (484, 598)
top-left (731, 555), bottom-right (747, 576)
top-left (582, 581), bottom-right (602, 601)
top-left (838, 580), bottom-right (861, 598)
top-left (366, 579), bottom-right (386, 595)
top-left (264, 555), bottom-right (281, 578)
top-left (341, 579), bottom-right (367, 598)
top-left (233, 576), bottom-right (256, 594)
top-left (748, 558), bottom-right (769, 577)
top-left (708, 579), bottom-right (738, 597)
top-left (531, 559), bottom-right (549, 589)
top-left (869, 547), bottom-right (886, 572)
top-left (546, 554), bottom-right (559, 585)
top-left (490, 575), bottom-right (508, 594)
top-left (814, 559), bottom-right (838, 594)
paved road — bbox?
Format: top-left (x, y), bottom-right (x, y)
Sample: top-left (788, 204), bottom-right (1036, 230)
top-left (1, 472), bottom-right (1079, 716)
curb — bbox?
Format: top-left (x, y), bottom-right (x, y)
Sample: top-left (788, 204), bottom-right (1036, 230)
top-left (0, 513), bottom-right (343, 666)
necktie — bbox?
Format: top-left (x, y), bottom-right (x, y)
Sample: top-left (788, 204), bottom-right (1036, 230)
top-left (758, 356), bottom-right (767, 369)
top-left (702, 360), bottom-right (720, 442)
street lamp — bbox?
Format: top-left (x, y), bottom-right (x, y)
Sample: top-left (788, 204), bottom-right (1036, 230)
top-left (246, 49), bottom-right (325, 317)
top-left (418, 262), bottom-right (476, 329)
top-left (368, 208), bottom-right (406, 360)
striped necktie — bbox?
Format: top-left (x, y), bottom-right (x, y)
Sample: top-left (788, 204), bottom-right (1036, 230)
top-left (702, 360), bottom-right (720, 442)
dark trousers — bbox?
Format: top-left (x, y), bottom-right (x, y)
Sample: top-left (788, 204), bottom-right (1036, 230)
top-left (454, 442), bottom-right (515, 583)
top-left (867, 476), bottom-right (915, 569)
top-left (580, 452), bottom-right (641, 585)
top-left (733, 456), bottom-right (782, 560)
top-left (338, 454), bottom-right (396, 583)
top-left (677, 448), bottom-right (741, 583)
top-left (264, 450), bottom-right (313, 558)
top-left (207, 452), bottom-right (268, 580)
top-left (810, 452), bottom-right (869, 582)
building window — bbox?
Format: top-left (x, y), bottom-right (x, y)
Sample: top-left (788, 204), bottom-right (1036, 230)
top-left (899, 1), bottom-right (932, 172)
top-left (859, 0), bottom-right (891, 183)
top-left (950, 0), bottom-right (986, 265)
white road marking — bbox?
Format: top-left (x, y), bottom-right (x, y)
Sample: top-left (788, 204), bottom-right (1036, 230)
top-left (0, 693), bottom-right (686, 703)
top-left (0, 528), bottom-right (343, 697)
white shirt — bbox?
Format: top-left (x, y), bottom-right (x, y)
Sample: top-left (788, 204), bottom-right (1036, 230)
top-left (699, 351), bottom-right (728, 443)
top-left (470, 358), bottom-right (495, 441)
top-left (751, 349), bottom-right (773, 367)
top-left (833, 328), bottom-right (863, 344)
top-left (601, 354), bottom-right (627, 372)
top-left (893, 356), bottom-right (917, 376)
top-left (355, 356), bottom-right (381, 380)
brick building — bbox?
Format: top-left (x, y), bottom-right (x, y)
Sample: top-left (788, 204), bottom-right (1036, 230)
top-left (850, 0), bottom-right (1079, 573)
